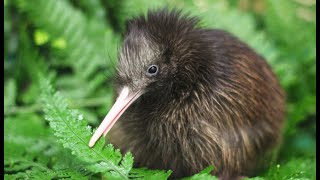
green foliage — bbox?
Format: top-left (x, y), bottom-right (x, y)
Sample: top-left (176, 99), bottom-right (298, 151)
top-left (262, 158), bottom-right (316, 180)
top-left (5, 169), bottom-right (87, 180)
top-left (4, 114), bottom-right (87, 179)
top-left (129, 168), bottom-right (172, 180)
top-left (17, 0), bottom-right (118, 98)
top-left (40, 78), bottom-right (172, 179)
top-left (5, 114), bottom-right (52, 166)
top-left (264, 0), bottom-right (316, 136)
top-left (41, 79), bottom-right (124, 174)
top-left (181, 166), bottom-right (218, 180)
top-left (4, 79), bottom-right (17, 112)
top-left (4, 0), bottom-right (315, 179)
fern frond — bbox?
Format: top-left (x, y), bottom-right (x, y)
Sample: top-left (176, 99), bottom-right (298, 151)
top-left (71, 0), bottom-right (107, 23)
top-left (17, 29), bottom-right (53, 104)
top-left (4, 168), bottom-right (87, 180)
top-left (179, 0), bottom-right (279, 65)
top-left (181, 166), bottom-right (217, 180)
top-left (264, 0), bottom-right (316, 135)
top-left (129, 168), bottom-right (172, 180)
top-left (40, 78), bottom-right (131, 179)
top-left (17, 0), bottom-right (119, 98)
top-left (4, 114), bottom-right (88, 178)
top-left (4, 114), bottom-right (53, 166)
top-left (104, 0), bottom-right (169, 32)
top-left (40, 78), bottom-right (174, 179)
top-left (263, 158), bottom-right (316, 180)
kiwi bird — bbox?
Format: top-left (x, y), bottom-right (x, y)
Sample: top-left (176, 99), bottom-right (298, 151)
top-left (89, 9), bottom-right (286, 179)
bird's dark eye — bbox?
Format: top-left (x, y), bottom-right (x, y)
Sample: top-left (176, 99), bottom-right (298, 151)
top-left (146, 65), bottom-right (158, 76)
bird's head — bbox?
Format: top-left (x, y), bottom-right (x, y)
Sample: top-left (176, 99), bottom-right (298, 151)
top-left (89, 9), bottom-right (212, 147)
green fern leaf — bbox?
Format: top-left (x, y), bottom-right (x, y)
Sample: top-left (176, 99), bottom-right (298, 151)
top-left (262, 158), bottom-right (315, 180)
top-left (121, 152), bottom-right (134, 175)
top-left (17, 0), bottom-right (119, 99)
top-left (71, 0), bottom-right (107, 23)
top-left (4, 114), bottom-right (87, 177)
top-left (4, 114), bottom-right (53, 168)
top-left (179, 0), bottom-right (279, 65)
top-left (181, 166), bottom-right (217, 180)
top-left (40, 78), bottom-right (133, 179)
top-left (40, 77), bottom-right (174, 179)
top-left (129, 168), bottom-right (172, 180)
top-left (5, 169), bottom-right (87, 180)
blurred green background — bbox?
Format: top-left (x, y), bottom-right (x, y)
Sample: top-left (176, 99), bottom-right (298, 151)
top-left (4, 0), bottom-right (316, 179)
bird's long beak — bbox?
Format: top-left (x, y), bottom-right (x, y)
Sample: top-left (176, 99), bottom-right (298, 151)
top-left (89, 86), bottom-right (143, 147)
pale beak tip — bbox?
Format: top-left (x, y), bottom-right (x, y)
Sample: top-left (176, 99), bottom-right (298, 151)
top-left (88, 139), bottom-right (95, 148)
top-left (88, 87), bottom-right (142, 149)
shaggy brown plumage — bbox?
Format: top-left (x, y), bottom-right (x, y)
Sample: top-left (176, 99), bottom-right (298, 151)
top-left (103, 9), bottom-right (285, 179)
